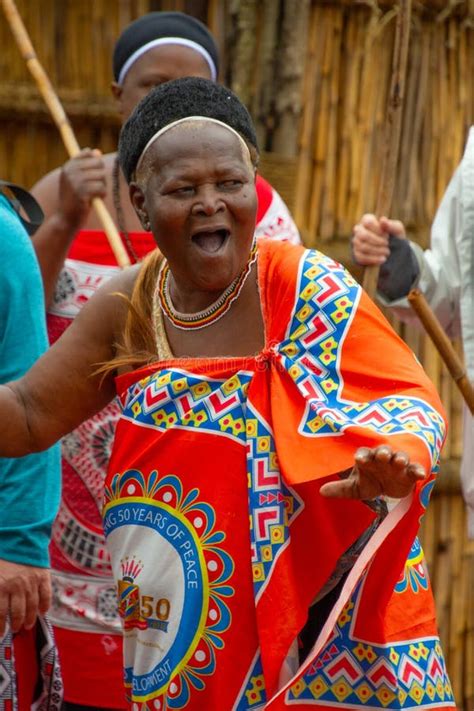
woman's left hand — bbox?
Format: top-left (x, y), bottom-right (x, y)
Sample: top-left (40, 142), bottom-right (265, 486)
top-left (319, 445), bottom-right (426, 500)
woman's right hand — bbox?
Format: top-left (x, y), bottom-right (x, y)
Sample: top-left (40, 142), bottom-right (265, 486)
top-left (57, 148), bottom-right (107, 230)
top-left (320, 445), bottom-right (426, 501)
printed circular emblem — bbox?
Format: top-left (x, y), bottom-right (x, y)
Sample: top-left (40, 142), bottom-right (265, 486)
top-left (104, 471), bottom-right (234, 708)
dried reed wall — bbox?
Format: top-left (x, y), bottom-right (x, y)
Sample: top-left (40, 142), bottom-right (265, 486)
top-left (0, 0), bottom-right (472, 707)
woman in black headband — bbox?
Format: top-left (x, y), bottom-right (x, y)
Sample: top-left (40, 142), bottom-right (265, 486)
top-left (27, 12), bottom-right (300, 711)
top-left (0, 77), bottom-right (452, 711)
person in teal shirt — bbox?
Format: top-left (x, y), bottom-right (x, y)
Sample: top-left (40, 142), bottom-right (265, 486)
top-left (0, 188), bottom-right (61, 707)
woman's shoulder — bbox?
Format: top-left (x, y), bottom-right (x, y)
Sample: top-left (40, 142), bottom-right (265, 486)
top-left (30, 166), bottom-right (62, 206)
top-left (258, 238), bottom-right (341, 276)
top-left (259, 240), bottom-right (358, 321)
top-left (75, 262), bottom-right (142, 330)
top-left (263, 240), bottom-right (351, 278)
top-left (104, 261), bottom-right (142, 295)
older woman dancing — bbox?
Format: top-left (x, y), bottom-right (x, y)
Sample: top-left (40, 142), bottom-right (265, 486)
top-left (32, 16), bottom-right (300, 705)
top-left (1, 78), bottom-right (454, 710)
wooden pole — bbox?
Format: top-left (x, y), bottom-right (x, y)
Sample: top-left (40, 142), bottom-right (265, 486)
top-left (363, 0), bottom-right (412, 297)
top-left (1, 0), bottom-right (131, 268)
top-left (408, 289), bottom-right (474, 415)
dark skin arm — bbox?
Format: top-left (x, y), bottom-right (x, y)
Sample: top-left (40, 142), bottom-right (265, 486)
top-left (0, 265), bottom-right (139, 456)
top-left (31, 148), bottom-right (108, 305)
top-left (0, 265), bottom-right (139, 636)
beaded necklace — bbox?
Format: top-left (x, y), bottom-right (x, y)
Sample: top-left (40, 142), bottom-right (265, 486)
top-left (156, 241), bottom-right (258, 331)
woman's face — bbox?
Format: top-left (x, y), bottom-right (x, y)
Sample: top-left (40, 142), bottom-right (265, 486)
top-left (112, 45), bottom-right (213, 121)
top-left (130, 122), bottom-right (258, 297)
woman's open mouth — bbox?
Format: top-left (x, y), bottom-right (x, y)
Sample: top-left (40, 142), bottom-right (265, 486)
top-left (191, 229), bottom-right (230, 253)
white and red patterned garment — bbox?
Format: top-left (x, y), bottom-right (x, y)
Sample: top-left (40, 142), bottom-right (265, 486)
top-left (47, 176), bottom-right (300, 708)
top-left (0, 619), bottom-right (63, 711)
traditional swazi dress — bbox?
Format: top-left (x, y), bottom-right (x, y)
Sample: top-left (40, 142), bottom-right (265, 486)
top-left (104, 239), bottom-right (455, 710)
top-left (46, 177), bottom-right (297, 708)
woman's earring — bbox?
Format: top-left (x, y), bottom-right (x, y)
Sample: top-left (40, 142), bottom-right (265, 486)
top-left (143, 218), bottom-right (151, 232)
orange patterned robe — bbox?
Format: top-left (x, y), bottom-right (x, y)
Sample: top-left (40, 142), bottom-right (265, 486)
top-left (105, 240), bottom-right (454, 710)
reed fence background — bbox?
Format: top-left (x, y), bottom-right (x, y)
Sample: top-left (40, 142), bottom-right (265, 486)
top-left (1, 0), bottom-right (473, 707)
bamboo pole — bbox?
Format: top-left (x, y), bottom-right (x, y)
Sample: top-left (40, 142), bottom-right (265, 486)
top-left (408, 289), bottom-right (474, 414)
top-left (1, 0), bottom-right (130, 268)
top-left (363, 0), bottom-right (412, 297)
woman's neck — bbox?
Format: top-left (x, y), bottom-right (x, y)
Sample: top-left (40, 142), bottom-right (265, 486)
top-left (167, 273), bottom-right (234, 314)
top-left (161, 262), bottom-right (265, 360)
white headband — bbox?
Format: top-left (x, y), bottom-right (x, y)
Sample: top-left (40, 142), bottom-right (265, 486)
top-left (117, 37), bottom-right (217, 86)
top-left (135, 116), bottom-right (251, 174)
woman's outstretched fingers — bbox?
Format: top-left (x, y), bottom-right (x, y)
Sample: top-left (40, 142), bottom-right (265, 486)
top-left (320, 446), bottom-right (427, 501)
top-left (391, 450), bottom-right (410, 469)
top-left (406, 462), bottom-right (426, 481)
top-left (373, 445), bottom-right (392, 462)
top-left (354, 447), bottom-right (373, 466)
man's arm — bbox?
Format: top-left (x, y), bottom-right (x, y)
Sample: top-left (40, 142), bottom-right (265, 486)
top-left (0, 195), bottom-right (61, 633)
top-left (351, 132), bottom-right (474, 339)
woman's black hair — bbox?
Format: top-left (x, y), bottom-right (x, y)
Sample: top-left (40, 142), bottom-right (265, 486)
top-left (118, 77), bottom-right (258, 182)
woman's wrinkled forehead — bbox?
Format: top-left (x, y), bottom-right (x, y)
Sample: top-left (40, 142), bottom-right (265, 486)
top-left (135, 117), bottom-right (253, 178)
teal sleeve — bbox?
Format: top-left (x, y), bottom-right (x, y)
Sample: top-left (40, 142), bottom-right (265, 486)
top-left (0, 195), bottom-right (60, 567)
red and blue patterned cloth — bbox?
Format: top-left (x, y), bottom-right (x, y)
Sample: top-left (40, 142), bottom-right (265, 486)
top-left (105, 239), bottom-right (454, 710)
